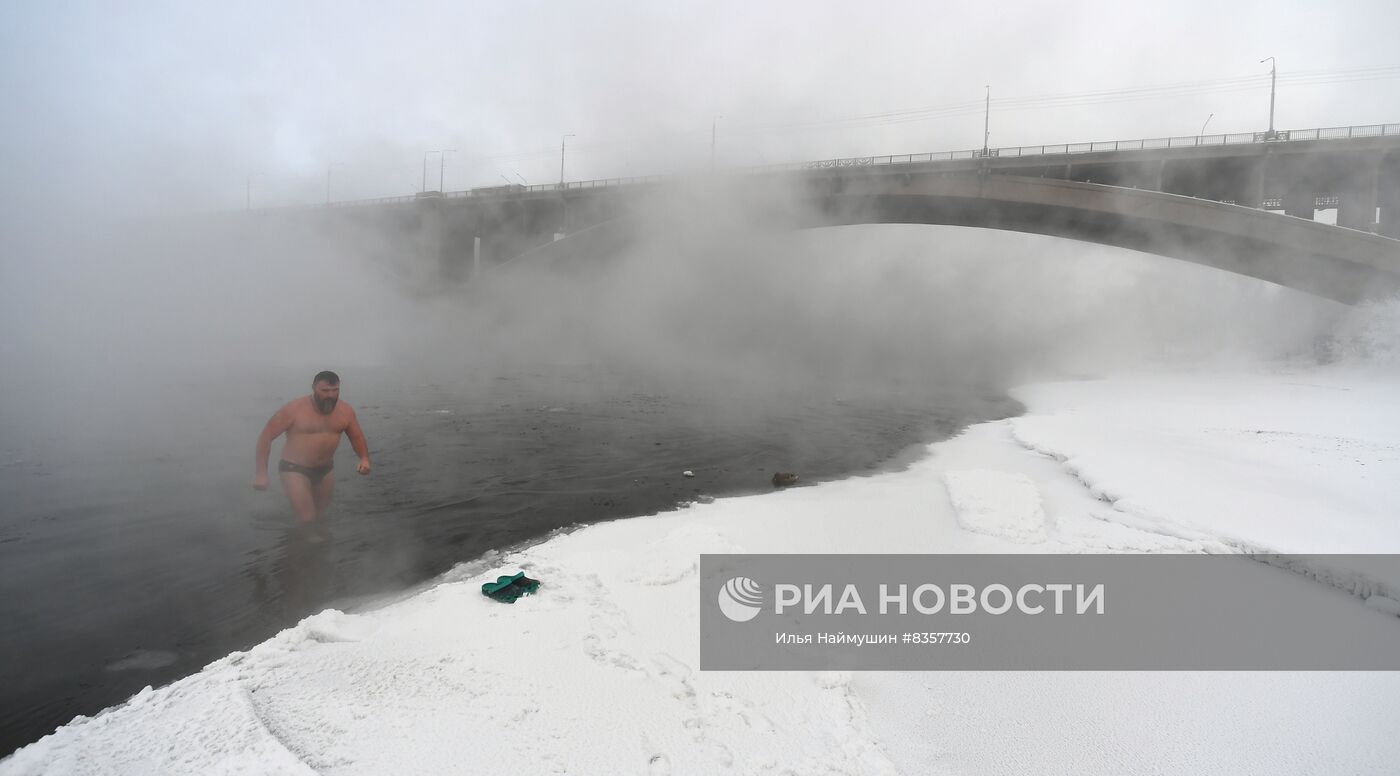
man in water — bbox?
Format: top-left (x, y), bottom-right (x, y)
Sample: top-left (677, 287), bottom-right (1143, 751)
top-left (253, 371), bottom-right (371, 534)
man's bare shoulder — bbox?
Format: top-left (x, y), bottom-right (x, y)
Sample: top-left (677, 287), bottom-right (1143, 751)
top-left (281, 396), bottom-right (313, 415)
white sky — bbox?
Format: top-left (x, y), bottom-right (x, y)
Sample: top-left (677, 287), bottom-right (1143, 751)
top-left (2, 0), bottom-right (1399, 215)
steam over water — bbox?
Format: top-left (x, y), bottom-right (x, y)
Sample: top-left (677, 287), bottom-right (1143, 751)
top-left (0, 215), bottom-right (1349, 755)
top-left (4, 1), bottom-right (1400, 766)
top-left (0, 361), bottom-right (1014, 755)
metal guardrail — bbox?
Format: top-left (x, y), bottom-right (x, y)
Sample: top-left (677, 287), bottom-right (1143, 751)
top-left (322, 122), bottom-right (1400, 209)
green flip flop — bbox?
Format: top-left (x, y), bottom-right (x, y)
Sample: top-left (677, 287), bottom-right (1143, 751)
top-left (481, 571), bottom-right (542, 603)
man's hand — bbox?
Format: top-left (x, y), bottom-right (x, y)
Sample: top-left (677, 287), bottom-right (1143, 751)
top-left (356, 458), bottom-right (372, 476)
top-left (252, 473), bottom-right (269, 491)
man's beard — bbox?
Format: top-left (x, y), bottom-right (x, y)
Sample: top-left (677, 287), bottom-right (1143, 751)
top-left (315, 396), bottom-right (338, 414)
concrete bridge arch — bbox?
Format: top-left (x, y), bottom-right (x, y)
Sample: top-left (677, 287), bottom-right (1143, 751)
top-left (507, 173), bottom-right (1400, 305)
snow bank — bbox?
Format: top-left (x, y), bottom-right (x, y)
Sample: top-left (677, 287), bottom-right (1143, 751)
top-left (5, 366), bottom-right (1400, 775)
top-left (1009, 369), bottom-right (1400, 554)
top-left (943, 469), bottom-right (1047, 543)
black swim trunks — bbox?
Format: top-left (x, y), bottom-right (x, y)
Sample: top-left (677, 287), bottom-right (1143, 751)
top-left (278, 459), bottom-right (333, 485)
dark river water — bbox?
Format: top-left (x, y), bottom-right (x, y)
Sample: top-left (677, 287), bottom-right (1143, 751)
top-left (0, 362), bottom-right (1015, 756)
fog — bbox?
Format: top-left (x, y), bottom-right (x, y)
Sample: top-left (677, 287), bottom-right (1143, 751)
top-left (0, 196), bottom-right (1363, 410)
top-left (2, 1), bottom-right (1397, 413)
top-left (4, 1), bottom-right (1400, 222)
top-left (0, 0), bottom-right (1397, 603)
top-left (7, 5), bottom-right (1400, 755)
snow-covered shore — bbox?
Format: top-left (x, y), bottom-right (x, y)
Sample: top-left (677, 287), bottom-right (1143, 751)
top-left (5, 365), bottom-right (1400, 775)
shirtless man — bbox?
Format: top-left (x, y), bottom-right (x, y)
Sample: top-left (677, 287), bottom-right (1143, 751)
top-left (253, 371), bottom-right (371, 529)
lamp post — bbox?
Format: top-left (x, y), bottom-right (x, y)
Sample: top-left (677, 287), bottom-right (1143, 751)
top-left (711, 115), bottom-right (723, 170)
top-left (560, 134), bottom-right (575, 187)
top-left (421, 150), bottom-right (452, 192)
top-left (246, 172), bottom-right (261, 210)
top-left (1260, 57), bottom-right (1277, 138)
top-left (439, 149), bottom-right (456, 193)
top-left (982, 85), bottom-right (991, 156)
top-left (1198, 113), bottom-right (1214, 143)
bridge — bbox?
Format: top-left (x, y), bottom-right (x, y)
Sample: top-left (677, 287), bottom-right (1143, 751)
top-left (319, 122), bottom-right (1400, 304)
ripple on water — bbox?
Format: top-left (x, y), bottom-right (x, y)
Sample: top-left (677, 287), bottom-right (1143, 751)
top-left (104, 649), bottom-right (180, 672)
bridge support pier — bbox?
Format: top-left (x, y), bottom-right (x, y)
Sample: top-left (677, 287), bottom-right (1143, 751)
top-left (1337, 175), bottom-right (1378, 232)
top-left (1234, 182), bottom-right (1262, 209)
top-left (1375, 157), bottom-right (1400, 239)
top-left (1380, 206), bottom-right (1399, 239)
top-left (1282, 189), bottom-right (1315, 220)
top-left (1238, 156), bottom-right (1267, 209)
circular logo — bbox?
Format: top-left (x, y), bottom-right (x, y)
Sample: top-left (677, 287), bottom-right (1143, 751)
top-left (718, 576), bottom-right (764, 622)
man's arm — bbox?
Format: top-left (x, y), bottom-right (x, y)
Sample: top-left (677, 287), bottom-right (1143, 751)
top-left (253, 406), bottom-right (294, 489)
top-left (346, 406), bottom-right (371, 475)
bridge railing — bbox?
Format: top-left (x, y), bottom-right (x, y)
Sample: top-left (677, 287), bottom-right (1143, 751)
top-left (1287, 123), bottom-right (1400, 141)
top-left (320, 121), bottom-right (1400, 209)
top-left (995, 131), bottom-right (1262, 157)
top-left (789, 122), bottom-right (1400, 171)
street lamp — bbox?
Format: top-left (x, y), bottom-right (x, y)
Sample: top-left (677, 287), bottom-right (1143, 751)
top-left (419, 149), bottom-right (455, 193)
top-left (711, 115), bottom-right (723, 170)
top-left (1260, 57), bottom-right (1277, 138)
top-left (439, 149), bottom-right (456, 193)
top-left (1198, 113), bottom-right (1214, 143)
top-left (982, 85), bottom-right (991, 156)
top-left (246, 171), bottom-right (262, 210)
top-left (560, 134), bottom-right (575, 187)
